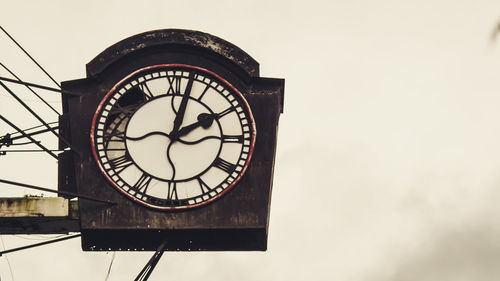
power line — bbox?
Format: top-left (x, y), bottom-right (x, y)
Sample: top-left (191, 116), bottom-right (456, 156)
top-left (0, 114), bottom-right (57, 159)
top-left (0, 76), bottom-right (79, 96)
top-left (12, 235), bottom-right (66, 241)
top-left (0, 26), bottom-right (60, 88)
top-left (0, 80), bottom-right (76, 152)
top-left (104, 252), bottom-right (116, 281)
top-left (0, 236), bottom-right (15, 281)
top-left (0, 150), bottom-right (63, 153)
top-left (0, 234), bottom-right (81, 256)
top-left (0, 93), bottom-right (60, 103)
top-left (135, 239), bottom-right (168, 281)
top-left (0, 63), bottom-right (60, 115)
top-left (9, 121), bottom-right (58, 136)
top-left (3, 123), bottom-right (58, 143)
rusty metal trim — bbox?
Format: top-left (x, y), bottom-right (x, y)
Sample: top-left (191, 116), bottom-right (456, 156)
top-left (86, 29), bottom-right (259, 79)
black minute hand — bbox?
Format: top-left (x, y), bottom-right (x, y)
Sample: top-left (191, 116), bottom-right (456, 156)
top-left (171, 71), bottom-right (195, 135)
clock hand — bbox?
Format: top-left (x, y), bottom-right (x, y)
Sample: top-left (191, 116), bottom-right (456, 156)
top-left (170, 71), bottom-right (195, 136)
top-left (176, 113), bottom-right (217, 138)
top-left (173, 106), bottom-right (235, 140)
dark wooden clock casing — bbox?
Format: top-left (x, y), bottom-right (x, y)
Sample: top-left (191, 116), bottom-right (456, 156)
top-left (59, 29), bottom-right (283, 251)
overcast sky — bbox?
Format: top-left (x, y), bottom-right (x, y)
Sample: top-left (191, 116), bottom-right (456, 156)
top-left (3, 0), bottom-right (500, 280)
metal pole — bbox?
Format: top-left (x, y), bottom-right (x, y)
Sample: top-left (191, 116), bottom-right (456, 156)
top-left (134, 238), bottom-right (168, 281)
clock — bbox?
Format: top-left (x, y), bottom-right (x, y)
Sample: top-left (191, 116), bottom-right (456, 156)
top-left (90, 64), bottom-right (256, 210)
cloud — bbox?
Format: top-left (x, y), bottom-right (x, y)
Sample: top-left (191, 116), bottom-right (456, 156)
top-left (369, 211), bottom-right (500, 281)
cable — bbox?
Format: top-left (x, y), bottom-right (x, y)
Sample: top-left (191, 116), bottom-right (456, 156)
top-left (0, 236), bottom-right (14, 281)
top-left (12, 234), bottom-right (66, 241)
top-left (0, 92), bottom-right (60, 104)
top-left (104, 252), bottom-right (116, 281)
top-left (0, 114), bottom-right (58, 159)
top-left (9, 121), bottom-right (58, 136)
top-left (0, 149), bottom-right (64, 153)
top-left (0, 92), bottom-right (60, 103)
top-left (0, 26), bottom-right (60, 88)
top-left (0, 80), bottom-right (72, 151)
top-left (0, 62), bottom-right (60, 115)
top-left (0, 234), bottom-right (81, 256)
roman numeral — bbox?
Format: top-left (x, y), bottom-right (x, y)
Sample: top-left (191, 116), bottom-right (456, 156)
top-left (166, 76), bottom-right (182, 95)
top-left (102, 131), bottom-right (126, 152)
top-left (213, 157), bottom-right (236, 174)
top-left (198, 84), bottom-right (211, 100)
top-left (222, 135), bottom-right (244, 143)
top-left (197, 177), bottom-right (212, 194)
top-left (107, 154), bottom-right (133, 174)
top-left (109, 103), bottom-right (141, 117)
top-left (131, 173), bottom-right (152, 194)
top-left (103, 131), bottom-right (125, 143)
top-left (137, 83), bottom-right (154, 100)
top-left (167, 182), bottom-right (178, 200)
top-left (217, 107), bottom-right (236, 119)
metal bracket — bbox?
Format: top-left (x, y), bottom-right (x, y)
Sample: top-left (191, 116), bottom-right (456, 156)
top-left (0, 133), bottom-right (11, 156)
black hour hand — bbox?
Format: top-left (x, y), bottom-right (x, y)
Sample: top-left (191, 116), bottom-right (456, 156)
top-left (176, 113), bottom-right (216, 138)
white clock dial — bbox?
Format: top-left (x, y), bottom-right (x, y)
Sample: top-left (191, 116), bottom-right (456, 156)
top-left (91, 64), bottom-right (256, 210)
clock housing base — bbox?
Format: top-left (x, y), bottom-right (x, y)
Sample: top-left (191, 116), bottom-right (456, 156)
top-left (81, 228), bottom-right (267, 251)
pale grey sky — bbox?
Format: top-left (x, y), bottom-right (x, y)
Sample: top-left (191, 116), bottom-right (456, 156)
top-left (3, 0), bottom-right (500, 280)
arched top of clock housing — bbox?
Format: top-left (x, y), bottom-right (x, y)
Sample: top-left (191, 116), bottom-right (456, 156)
top-left (86, 29), bottom-right (260, 81)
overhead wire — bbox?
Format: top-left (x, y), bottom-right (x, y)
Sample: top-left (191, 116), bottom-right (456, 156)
top-left (0, 236), bottom-right (14, 281)
top-left (12, 234), bottom-right (66, 241)
top-left (0, 26), bottom-right (60, 88)
top-left (0, 26), bottom-right (69, 236)
top-left (0, 63), bottom-right (60, 115)
top-left (9, 121), bottom-right (58, 134)
top-left (104, 252), bottom-right (116, 281)
top-left (0, 80), bottom-right (75, 153)
top-left (0, 76), bottom-right (76, 95)
top-left (3, 122), bottom-right (58, 145)
top-left (0, 114), bottom-right (58, 159)
top-left (0, 149), bottom-right (64, 153)
top-left (0, 92), bottom-right (60, 103)
top-left (0, 234), bottom-right (81, 256)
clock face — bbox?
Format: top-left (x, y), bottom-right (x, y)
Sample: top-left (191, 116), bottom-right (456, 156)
top-left (90, 64), bottom-right (256, 210)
